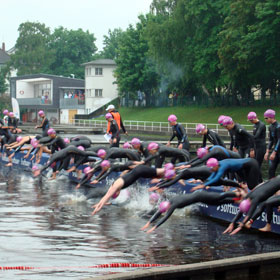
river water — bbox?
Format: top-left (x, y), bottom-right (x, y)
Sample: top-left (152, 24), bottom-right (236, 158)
top-left (1, 164), bottom-right (280, 280)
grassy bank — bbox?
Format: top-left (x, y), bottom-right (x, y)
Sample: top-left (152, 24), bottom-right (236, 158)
top-left (117, 105), bottom-right (276, 124)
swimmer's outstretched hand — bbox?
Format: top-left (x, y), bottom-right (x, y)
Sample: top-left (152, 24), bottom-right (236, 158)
top-left (178, 179), bottom-right (186, 186)
top-left (90, 180), bottom-right (99, 185)
top-left (75, 184), bottom-right (81, 189)
top-left (150, 178), bottom-right (160, 184)
top-left (223, 223), bottom-right (234, 234)
top-left (230, 224), bottom-right (243, 235)
top-left (140, 222), bottom-right (150, 231)
top-left (148, 186), bottom-right (159, 192)
top-left (190, 184), bottom-right (205, 192)
top-left (146, 226), bottom-right (156, 233)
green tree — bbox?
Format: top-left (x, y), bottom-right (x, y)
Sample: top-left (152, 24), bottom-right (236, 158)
top-left (114, 15), bottom-right (159, 105)
top-left (100, 28), bottom-right (124, 60)
top-left (10, 22), bottom-right (54, 75)
top-left (0, 67), bottom-right (8, 94)
top-left (48, 27), bottom-right (97, 79)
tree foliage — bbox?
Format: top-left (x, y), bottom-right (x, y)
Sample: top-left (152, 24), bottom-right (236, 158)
top-left (49, 27), bottom-right (97, 79)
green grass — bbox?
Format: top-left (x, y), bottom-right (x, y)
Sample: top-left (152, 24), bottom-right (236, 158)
top-left (116, 105), bottom-right (276, 125)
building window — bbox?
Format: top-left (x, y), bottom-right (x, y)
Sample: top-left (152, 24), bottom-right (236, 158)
top-left (86, 67), bottom-right (91, 76)
top-left (95, 67), bottom-right (103, 76)
top-left (95, 89), bottom-right (103, 97)
top-left (34, 82), bottom-right (52, 104)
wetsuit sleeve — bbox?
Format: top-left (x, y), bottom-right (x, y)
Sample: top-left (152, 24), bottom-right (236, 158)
top-left (231, 211), bottom-right (243, 224)
top-left (144, 153), bottom-right (158, 164)
top-left (95, 167), bottom-right (115, 182)
top-left (267, 126), bottom-right (273, 151)
top-left (178, 124), bottom-right (187, 143)
top-left (169, 130), bottom-right (176, 142)
top-left (119, 116), bottom-right (127, 134)
top-left (274, 125), bottom-right (280, 152)
top-left (158, 173), bottom-right (183, 189)
top-left (155, 206), bottom-right (177, 228)
top-left (204, 167), bottom-right (226, 187)
top-left (229, 131), bottom-right (234, 150)
top-left (189, 153), bottom-right (213, 168)
top-left (202, 135), bottom-right (207, 147)
top-left (80, 173), bottom-right (94, 186)
top-left (37, 117), bottom-right (46, 128)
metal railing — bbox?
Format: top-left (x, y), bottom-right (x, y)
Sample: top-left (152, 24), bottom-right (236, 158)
top-left (70, 119), bottom-right (258, 135)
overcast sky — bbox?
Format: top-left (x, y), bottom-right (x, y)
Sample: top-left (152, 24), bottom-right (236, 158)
top-left (0, 0), bottom-right (152, 52)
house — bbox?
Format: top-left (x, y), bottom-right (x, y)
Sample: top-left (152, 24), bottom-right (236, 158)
top-left (82, 59), bottom-right (118, 114)
top-left (10, 74), bottom-right (85, 124)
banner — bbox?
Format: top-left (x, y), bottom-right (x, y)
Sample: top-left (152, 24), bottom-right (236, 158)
top-left (12, 97), bottom-right (20, 120)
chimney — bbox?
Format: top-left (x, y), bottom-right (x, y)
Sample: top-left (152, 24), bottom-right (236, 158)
top-left (2, 42), bottom-right (5, 51)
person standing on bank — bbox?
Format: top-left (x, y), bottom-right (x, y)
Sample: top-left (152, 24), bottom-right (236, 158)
top-left (222, 116), bottom-right (255, 158)
top-left (106, 104), bottom-right (128, 136)
top-left (166, 114), bottom-right (190, 151)
top-left (263, 109), bottom-right (280, 179)
top-left (105, 113), bottom-right (120, 148)
top-left (247, 112), bottom-right (266, 182)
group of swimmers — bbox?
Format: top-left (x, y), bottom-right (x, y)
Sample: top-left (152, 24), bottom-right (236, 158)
top-left (1, 106), bottom-right (280, 235)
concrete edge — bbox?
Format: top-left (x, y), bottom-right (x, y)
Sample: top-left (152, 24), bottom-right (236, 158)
top-left (84, 251), bottom-right (280, 280)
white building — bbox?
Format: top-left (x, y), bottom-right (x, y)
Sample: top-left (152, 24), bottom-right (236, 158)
top-left (82, 59), bottom-right (118, 114)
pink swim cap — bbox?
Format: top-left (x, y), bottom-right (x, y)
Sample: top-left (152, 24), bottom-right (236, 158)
top-left (112, 191), bottom-right (120, 199)
top-left (264, 109), bottom-right (275, 119)
top-left (222, 116), bottom-right (233, 126)
top-left (31, 139), bottom-right (39, 148)
top-left (101, 160), bottom-right (111, 168)
top-left (149, 192), bottom-right (160, 204)
top-left (16, 136), bottom-right (23, 143)
top-left (105, 113), bottom-right (113, 120)
top-left (64, 137), bottom-right (70, 144)
top-left (239, 199), bottom-right (251, 213)
top-left (83, 166), bottom-right (91, 174)
top-left (47, 128), bottom-right (56, 135)
top-left (147, 142), bottom-right (159, 151)
top-left (164, 163), bottom-right (174, 171)
top-left (32, 165), bottom-right (39, 171)
top-left (159, 201), bottom-right (171, 213)
top-left (97, 149), bottom-right (106, 157)
top-left (9, 112), bottom-right (14, 117)
top-left (218, 115), bottom-right (226, 125)
top-left (196, 124), bottom-right (205, 134)
top-left (168, 114), bottom-right (177, 122)
top-left (77, 145), bottom-right (85, 151)
top-left (123, 142), bottom-right (131, 149)
top-left (164, 169), bottom-right (176, 179)
top-left (197, 147), bottom-right (208, 159)
top-left (38, 110), bottom-right (45, 117)
top-left (206, 158), bottom-right (219, 168)
top-left (3, 109), bottom-right (9, 115)
top-left (247, 112), bottom-right (257, 120)
top-left (131, 138), bottom-right (141, 146)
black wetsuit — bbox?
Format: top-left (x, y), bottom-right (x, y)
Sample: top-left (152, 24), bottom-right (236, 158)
top-left (40, 146), bottom-right (97, 173)
top-left (108, 120), bottom-right (120, 148)
top-left (149, 191), bottom-right (238, 229)
top-left (105, 148), bottom-right (141, 161)
top-left (229, 123), bottom-right (254, 158)
top-left (157, 166), bottom-right (240, 189)
top-left (94, 161), bottom-right (135, 183)
top-left (121, 165), bottom-right (157, 189)
top-left (202, 129), bottom-right (225, 147)
top-left (188, 145), bottom-right (240, 168)
top-left (252, 121), bottom-right (266, 181)
top-left (47, 136), bottom-right (67, 153)
top-left (231, 176), bottom-right (280, 225)
top-left (267, 121), bottom-right (280, 178)
top-left (144, 146), bottom-right (190, 167)
top-left (169, 123), bottom-right (190, 151)
top-left (8, 117), bottom-right (18, 129)
top-left (38, 117), bottom-right (49, 137)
